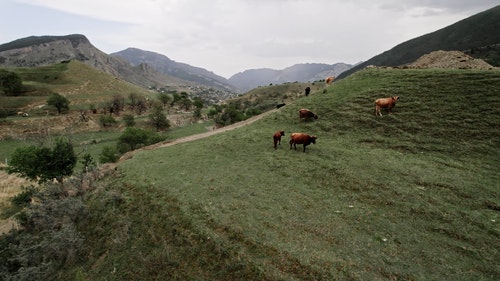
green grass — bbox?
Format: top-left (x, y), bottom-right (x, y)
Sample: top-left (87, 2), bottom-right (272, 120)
top-left (68, 68), bottom-right (500, 280)
top-left (1, 61), bottom-right (155, 113)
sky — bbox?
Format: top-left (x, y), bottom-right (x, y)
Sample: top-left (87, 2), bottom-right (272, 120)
top-left (1, 0), bottom-right (498, 78)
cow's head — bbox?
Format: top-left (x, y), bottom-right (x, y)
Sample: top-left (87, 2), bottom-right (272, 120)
top-left (311, 136), bottom-right (317, 144)
top-left (313, 114), bottom-right (318, 119)
top-left (392, 96), bottom-right (400, 102)
top-left (280, 131), bottom-right (285, 136)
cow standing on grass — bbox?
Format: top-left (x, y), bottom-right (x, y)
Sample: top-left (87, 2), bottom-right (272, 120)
top-left (273, 130), bottom-right (285, 149)
top-left (289, 133), bottom-right (317, 152)
top-left (299, 109), bottom-right (318, 121)
top-left (305, 87), bottom-right (311, 97)
top-left (375, 96), bottom-right (399, 116)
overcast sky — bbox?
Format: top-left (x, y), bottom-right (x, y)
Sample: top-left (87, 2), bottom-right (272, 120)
top-left (1, 0), bottom-right (498, 78)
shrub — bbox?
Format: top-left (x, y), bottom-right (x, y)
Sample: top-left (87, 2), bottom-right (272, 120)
top-left (99, 115), bottom-right (117, 128)
top-left (99, 146), bottom-right (120, 163)
top-left (123, 114), bottom-right (135, 127)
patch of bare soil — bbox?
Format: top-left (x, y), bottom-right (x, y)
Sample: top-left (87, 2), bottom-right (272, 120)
top-left (404, 50), bottom-right (495, 70)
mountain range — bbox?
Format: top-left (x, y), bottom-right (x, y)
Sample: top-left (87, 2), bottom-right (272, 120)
top-left (1, 5), bottom-right (499, 94)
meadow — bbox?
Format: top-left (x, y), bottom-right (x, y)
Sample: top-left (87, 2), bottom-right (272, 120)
top-left (73, 68), bottom-right (499, 280)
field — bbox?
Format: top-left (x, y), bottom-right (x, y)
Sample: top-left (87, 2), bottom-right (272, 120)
top-left (70, 68), bottom-right (500, 280)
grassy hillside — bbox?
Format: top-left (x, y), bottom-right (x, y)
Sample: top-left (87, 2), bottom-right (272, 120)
top-left (1, 60), bottom-right (155, 112)
top-left (64, 67), bottom-right (500, 280)
top-left (338, 5), bottom-right (500, 79)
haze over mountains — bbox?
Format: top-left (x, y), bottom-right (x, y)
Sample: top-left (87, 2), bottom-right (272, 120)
top-left (0, 5), bottom-right (499, 94)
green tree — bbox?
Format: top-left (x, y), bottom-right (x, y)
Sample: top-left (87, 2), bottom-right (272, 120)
top-left (47, 93), bottom-right (70, 114)
top-left (117, 127), bottom-right (165, 153)
top-left (7, 138), bottom-right (77, 185)
top-left (99, 115), bottom-right (117, 128)
top-left (99, 146), bottom-right (120, 163)
top-left (193, 97), bottom-right (204, 109)
top-left (158, 93), bottom-right (172, 109)
top-left (149, 103), bottom-right (170, 131)
top-left (123, 114), bottom-right (135, 127)
top-left (0, 70), bottom-right (23, 96)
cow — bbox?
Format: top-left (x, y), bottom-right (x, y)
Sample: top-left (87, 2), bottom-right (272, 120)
top-left (276, 103), bottom-right (286, 109)
top-left (289, 133), bottom-right (317, 152)
top-left (305, 87), bottom-right (311, 97)
top-left (273, 130), bottom-right (285, 149)
top-left (374, 96), bottom-right (399, 116)
top-left (325, 76), bottom-right (335, 84)
top-left (299, 109), bottom-right (318, 121)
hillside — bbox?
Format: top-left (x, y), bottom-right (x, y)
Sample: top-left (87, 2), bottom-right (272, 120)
top-left (0, 60), bottom-right (159, 139)
top-left (0, 35), bottom-right (225, 96)
top-left (111, 48), bottom-right (239, 94)
top-left (15, 66), bottom-right (495, 280)
top-left (338, 5), bottom-right (500, 79)
top-left (229, 62), bottom-right (352, 92)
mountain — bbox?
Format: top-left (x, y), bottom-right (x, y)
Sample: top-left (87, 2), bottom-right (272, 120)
top-left (228, 62), bottom-right (353, 92)
top-left (0, 34), bottom-right (190, 88)
top-left (111, 48), bottom-right (239, 93)
top-left (338, 5), bottom-right (500, 79)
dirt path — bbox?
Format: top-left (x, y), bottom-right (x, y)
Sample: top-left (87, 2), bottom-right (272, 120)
top-left (115, 109), bottom-right (276, 164)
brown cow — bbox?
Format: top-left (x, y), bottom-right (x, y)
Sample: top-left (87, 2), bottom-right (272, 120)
top-left (273, 130), bottom-right (285, 149)
top-left (375, 96), bottom-right (399, 116)
top-left (299, 109), bottom-right (318, 121)
top-left (325, 76), bottom-right (335, 84)
top-left (289, 133), bottom-right (317, 152)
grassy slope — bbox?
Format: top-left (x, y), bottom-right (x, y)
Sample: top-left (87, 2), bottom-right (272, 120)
top-left (77, 68), bottom-right (499, 280)
top-left (1, 60), bottom-right (154, 111)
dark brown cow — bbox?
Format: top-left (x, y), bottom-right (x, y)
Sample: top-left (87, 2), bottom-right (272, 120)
top-left (374, 96), bottom-right (399, 116)
top-left (305, 86), bottom-right (311, 96)
top-left (289, 133), bottom-right (317, 152)
top-left (299, 109), bottom-right (318, 121)
top-left (273, 130), bottom-right (285, 149)
top-left (276, 103), bottom-right (286, 109)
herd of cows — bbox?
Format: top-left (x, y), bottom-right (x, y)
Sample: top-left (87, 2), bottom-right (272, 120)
top-left (272, 93), bottom-right (400, 152)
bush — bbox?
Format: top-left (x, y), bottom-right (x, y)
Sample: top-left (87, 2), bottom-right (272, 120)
top-left (99, 146), bottom-right (120, 163)
top-left (11, 186), bottom-right (37, 207)
top-left (123, 114), bottom-right (135, 127)
top-left (117, 127), bottom-right (166, 153)
top-left (99, 115), bottom-right (117, 128)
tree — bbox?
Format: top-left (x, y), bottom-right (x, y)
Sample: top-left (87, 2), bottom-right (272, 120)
top-left (123, 114), bottom-right (135, 127)
top-left (158, 93), bottom-right (172, 109)
top-left (47, 93), bottom-right (70, 114)
top-left (99, 146), bottom-right (120, 163)
top-left (149, 103), bottom-right (170, 131)
top-left (0, 70), bottom-right (23, 96)
top-left (7, 138), bottom-right (77, 185)
top-left (116, 127), bottom-right (165, 153)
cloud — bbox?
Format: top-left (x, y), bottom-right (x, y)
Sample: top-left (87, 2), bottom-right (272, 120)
top-left (4, 0), bottom-right (499, 77)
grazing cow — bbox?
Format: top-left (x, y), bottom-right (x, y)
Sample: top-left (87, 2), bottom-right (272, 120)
top-left (305, 87), bottom-right (311, 97)
top-left (273, 130), bottom-right (285, 149)
top-left (299, 109), bottom-right (318, 121)
top-left (289, 133), bottom-right (317, 152)
top-left (325, 76), bottom-right (335, 84)
top-left (276, 103), bottom-right (286, 109)
top-left (374, 96), bottom-right (399, 116)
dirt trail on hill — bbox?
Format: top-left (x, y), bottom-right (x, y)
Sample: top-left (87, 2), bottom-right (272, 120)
top-left (114, 109), bottom-right (276, 164)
